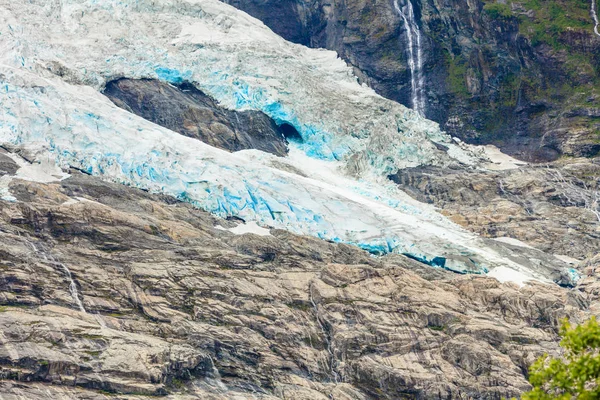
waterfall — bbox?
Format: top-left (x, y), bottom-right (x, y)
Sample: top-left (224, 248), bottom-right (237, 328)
top-left (25, 236), bottom-right (86, 313)
top-left (59, 262), bottom-right (87, 313)
top-left (592, 0), bottom-right (600, 37)
top-left (394, 0), bottom-right (425, 115)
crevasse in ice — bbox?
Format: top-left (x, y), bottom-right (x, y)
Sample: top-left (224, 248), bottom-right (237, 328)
top-left (0, 0), bottom-right (574, 284)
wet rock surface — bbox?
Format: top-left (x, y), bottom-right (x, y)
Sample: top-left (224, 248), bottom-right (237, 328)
top-left (0, 161), bottom-right (594, 399)
top-left (103, 79), bottom-right (289, 156)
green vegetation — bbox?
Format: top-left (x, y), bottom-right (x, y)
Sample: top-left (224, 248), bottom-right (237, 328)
top-left (168, 377), bottom-right (186, 390)
top-left (287, 301), bottom-right (312, 312)
top-left (481, 0), bottom-right (592, 48)
top-left (80, 334), bottom-right (105, 340)
top-left (483, 2), bottom-right (513, 19)
top-left (518, 317), bottom-right (600, 399)
top-left (107, 311), bottom-right (127, 318)
top-left (446, 0), bottom-right (599, 141)
top-left (497, 72), bottom-right (521, 108)
top-left (521, 0), bottom-right (590, 48)
top-left (428, 325), bottom-right (445, 331)
top-left (438, 0), bottom-right (600, 148)
top-left (0, 304), bottom-right (31, 312)
top-left (445, 52), bottom-right (470, 97)
top-left (303, 334), bottom-right (326, 349)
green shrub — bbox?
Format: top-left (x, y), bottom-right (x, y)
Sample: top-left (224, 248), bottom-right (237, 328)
top-left (518, 317), bottom-right (600, 399)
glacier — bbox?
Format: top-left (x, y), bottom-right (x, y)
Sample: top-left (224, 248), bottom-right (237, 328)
top-left (0, 0), bottom-right (576, 284)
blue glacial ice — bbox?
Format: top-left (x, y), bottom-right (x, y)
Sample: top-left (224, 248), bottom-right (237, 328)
top-left (0, 0), bottom-right (577, 285)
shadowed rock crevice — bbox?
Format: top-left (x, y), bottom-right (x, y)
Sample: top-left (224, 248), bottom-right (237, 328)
top-left (103, 79), bottom-right (290, 156)
top-left (279, 123), bottom-right (303, 143)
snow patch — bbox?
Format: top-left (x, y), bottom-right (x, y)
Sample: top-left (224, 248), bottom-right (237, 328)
top-left (0, 150), bottom-right (69, 201)
top-left (487, 266), bottom-right (534, 287)
top-left (61, 198), bottom-right (80, 207)
top-left (60, 197), bottom-right (107, 207)
top-left (493, 237), bottom-right (535, 250)
top-left (481, 145), bottom-right (527, 171)
top-left (3, 151), bottom-right (69, 183)
top-left (0, 175), bottom-right (16, 202)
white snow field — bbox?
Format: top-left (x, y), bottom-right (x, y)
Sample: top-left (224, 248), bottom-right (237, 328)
top-left (0, 0), bottom-right (574, 284)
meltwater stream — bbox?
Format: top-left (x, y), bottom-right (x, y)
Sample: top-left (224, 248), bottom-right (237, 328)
top-left (394, 0), bottom-right (425, 115)
top-left (592, 0), bottom-right (600, 37)
top-left (24, 234), bottom-right (87, 313)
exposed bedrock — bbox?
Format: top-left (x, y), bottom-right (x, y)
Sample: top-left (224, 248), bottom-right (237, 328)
top-left (389, 159), bottom-right (600, 259)
top-left (0, 157), bottom-right (593, 399)
top-left (103, 79), bottom-right (291, 156)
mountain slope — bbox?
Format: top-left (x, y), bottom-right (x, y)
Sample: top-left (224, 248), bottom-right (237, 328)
top-left (223, 0), bottom-right (600, 161)
top-left (0, 0), bottom-right (580, 282)
top-left (0, 1), bottom-right (598, 398)
top-left (0, 169), bottom-right (589, 399)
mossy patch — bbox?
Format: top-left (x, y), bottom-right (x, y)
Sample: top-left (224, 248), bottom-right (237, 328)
top-left (445, 52), bottom-right (470, 97)
top-left (483, 2), bottom-right (513, 19)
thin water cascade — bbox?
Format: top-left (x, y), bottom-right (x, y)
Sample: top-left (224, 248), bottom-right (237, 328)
top-left (60, 262), bottom-right (87, 313)
top-left (205, 356), bottom-right (228, 393)
top-left (309, 282), bottom-right (340, 383)
top-left (24, 234), bottom-right (87, 313)
top-left (592, 0), bottom-right (600, 37)
top-left (394, 0), bottom-right (426, 115)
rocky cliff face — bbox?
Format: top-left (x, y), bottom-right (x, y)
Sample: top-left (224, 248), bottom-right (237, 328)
top-left (389, 158), bottom-right (600, 259)
top-left (1, 0), bottom-right (599, 398)
top-left (224, 0), bottom-right (600, 161)
top-left (0, 151), bottom-right (593, 399)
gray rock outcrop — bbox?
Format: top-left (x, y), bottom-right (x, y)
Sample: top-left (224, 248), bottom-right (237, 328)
top-left (389, 159), bottom-right (600, 259)
top-left (104, 79), bottom-right (291, 156)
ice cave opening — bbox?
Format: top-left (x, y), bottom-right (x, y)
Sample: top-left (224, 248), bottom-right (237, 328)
top-left (280, 123), bottom-right (303, 143)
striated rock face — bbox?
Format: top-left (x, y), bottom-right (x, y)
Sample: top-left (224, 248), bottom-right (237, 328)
top-left (389, 158), bottom-right (600, 260)
top-left (223, 0), bottom-right (600, 161)
top-left (0, 156), bottom-right (591, 399)
top-left (0, 1), bottom-right (598, 398)
top-left (104, 79), bottom-right (290, 157)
